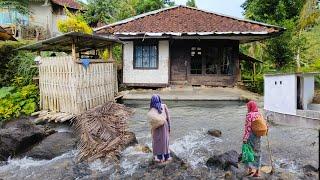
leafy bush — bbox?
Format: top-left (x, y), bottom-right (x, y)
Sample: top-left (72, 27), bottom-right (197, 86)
top-left (242, 73), bottom-right (264, 94)
top-left (6, 51), bottom-right (37, 86)
top-left (58, 8), bottom-right (92, 34)
top-left (0, 40), bottom-right (33, 86)
top-left (0, 84), bottom-right (39, 121)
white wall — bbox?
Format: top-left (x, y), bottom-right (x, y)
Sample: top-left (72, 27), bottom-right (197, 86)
top-left (29, 2), bottom-right (53, 35)
top-left (302, 75), bottom-right (315, 110)
top-left (122, 40), bottom-right (169, 85)
top-left (52, 14), bottom-right (66, 37)
top-left (264, 74), bottom-right (297, 115)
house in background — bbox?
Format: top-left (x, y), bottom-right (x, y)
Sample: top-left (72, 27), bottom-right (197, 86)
top-left (0, 0), bottom-right (82, 40)
top-left (96, 5), bottom-right (284, 87)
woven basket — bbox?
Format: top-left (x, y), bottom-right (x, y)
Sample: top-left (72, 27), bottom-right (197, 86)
top-left (252, 115), bottom-right (268, 136)
top-left (147, 108), bottom-right (166, 129)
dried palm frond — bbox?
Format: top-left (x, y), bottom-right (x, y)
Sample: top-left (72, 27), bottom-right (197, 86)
top-left (72, 101), bottom-right (134, 162)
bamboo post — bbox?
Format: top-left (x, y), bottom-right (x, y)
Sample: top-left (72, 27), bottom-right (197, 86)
top-left (108, 44), bottom-right (114, 62)
top-left (72, 39), bottom-right (76, 61)
top-left (253, 62), bottom-right (256, 86)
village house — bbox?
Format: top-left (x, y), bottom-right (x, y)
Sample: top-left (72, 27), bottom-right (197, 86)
top-left (0, 0), bottom-right (82, 40)
top-left (96, 5), bottom-right (284, 87)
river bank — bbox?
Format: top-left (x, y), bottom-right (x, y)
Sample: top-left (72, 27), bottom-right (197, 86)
top-left (0, 100), bottom-right (318, 179)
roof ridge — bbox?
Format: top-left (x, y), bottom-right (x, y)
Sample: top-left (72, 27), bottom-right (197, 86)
top-left (94, 5), bottom-right (284, 32)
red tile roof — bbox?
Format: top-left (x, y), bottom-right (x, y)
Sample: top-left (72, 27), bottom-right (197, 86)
top-left (0, 26), bottom-right (16, 41)
top-left (96, 6), bottom-right (283, 36)
top-left (51, 0), bottom-right (82, 10)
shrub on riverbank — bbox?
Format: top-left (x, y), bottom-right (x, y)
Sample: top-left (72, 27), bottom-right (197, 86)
top-left (0, 40), bottom-right (39, 122)
top-left (0, 84), bottom-right (39, 121)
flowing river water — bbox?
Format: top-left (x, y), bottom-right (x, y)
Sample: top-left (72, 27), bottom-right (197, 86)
top-left (0, 100), bottom-right (318, 179)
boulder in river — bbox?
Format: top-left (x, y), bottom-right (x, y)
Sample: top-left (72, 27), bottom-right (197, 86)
top-left (207, 129), bottom-right (222, 137)
top-left (206, 150), bottom-right (239, 170)
top-left (0, 119), bottom-right (47, 161)
top-left (302, 164), bottom-right (318, 173)
top-left (24, 132), bottom-right (77, 160)
top-left (135, 144), bottom-right (152, 153)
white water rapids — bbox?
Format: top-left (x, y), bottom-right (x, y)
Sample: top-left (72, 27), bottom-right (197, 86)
top-left (0, 100), bottom-right (317, 179)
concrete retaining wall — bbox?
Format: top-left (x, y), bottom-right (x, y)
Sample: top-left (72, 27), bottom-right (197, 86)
top-left (264, 110), bottom-right (320, 129)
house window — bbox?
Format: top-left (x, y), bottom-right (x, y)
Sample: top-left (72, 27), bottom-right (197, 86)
top-left (134, 41), bottom-right (158, 69)
top-left (221, 47), bottom-right (233, 75)
top-left (190, 47), bottom-right (202, 74)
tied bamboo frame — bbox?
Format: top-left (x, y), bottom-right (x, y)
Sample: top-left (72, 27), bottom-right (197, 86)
top-left (38, 56), bottom-right (118, 114)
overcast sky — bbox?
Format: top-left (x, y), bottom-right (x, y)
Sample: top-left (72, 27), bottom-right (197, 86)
top-left (79, 0), bottom-right (246, 18)
top-left (174, 0), bottom-right (245, 18)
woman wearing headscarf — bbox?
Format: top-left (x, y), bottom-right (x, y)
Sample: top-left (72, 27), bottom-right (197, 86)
top-left (243, 100), bottom-right (268, 177)
top-left (147, 94), bottom-right (171, 163)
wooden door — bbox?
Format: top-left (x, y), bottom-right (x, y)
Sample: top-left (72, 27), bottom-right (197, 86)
top-left (170, 41), bottom-right (188, 82)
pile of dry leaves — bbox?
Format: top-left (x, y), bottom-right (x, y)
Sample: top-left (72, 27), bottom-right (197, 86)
top-left (73, 102), bottom-right (134, 161)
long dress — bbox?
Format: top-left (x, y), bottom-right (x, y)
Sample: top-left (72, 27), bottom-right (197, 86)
top-left (152, 104), bottom-right (170, 156)
top-left (247, 133), bottom-right (261, 169)
top-left (243, 112), bottom-right (262, 169)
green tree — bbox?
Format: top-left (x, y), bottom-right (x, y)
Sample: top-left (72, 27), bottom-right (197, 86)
top-left (242, 0), bottom-right (304, 24)
top-left (0, 0), bottom-right (29, 15)
top-left (295, 0), bottom-right (320, 70)
top-left (186, 0), bottom-right (197, 8)
top-left (241, 0), bottom-right (305, 71)
top-left (83, 0), bottom-right (171, 26)
top-left (84, 0), bottom-right (120, 26)
top-left (135, 0), bottom-right (165, 14)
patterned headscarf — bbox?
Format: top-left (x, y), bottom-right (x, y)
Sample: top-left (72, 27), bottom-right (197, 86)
top-left (246, 100), bottom-right (260, 121)
top-left (247, 100), bottom-right (259, 113)
top-left (150, 94), bottom-right (163, 114)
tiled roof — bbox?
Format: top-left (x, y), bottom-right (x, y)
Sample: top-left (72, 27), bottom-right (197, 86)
top-left (0, 26), bottom-right (16, 41)
top-left (95, 6), bottom-right (283, 36)
top-left (51, 0), bottom-right (82, 10)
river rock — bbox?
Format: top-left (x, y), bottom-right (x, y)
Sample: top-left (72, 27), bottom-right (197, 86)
top-left (302, 164), bottom-right (318, 173)
top-left (0, 119), bottom-right (47, 161)
top-left (135, 144), bottom-right (152, 153)
top-left (24, 132), bottom-right (77, 160)
top-left (207, 129), bottom-right (222, 137)
top-left (206, 150), bottom-right (239, 170)
top-left (129, 151), bottom-right (189, 179)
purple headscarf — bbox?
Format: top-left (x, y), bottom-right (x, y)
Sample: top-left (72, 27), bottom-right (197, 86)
top-left (150, 94), bottom-right (163, 114)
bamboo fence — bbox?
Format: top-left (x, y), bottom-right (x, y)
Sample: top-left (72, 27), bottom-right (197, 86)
top-left (38, 56), bottom-right (117, 114)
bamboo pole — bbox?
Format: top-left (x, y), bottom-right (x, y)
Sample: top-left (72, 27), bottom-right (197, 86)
top-left (72, 39), bottom-right (76, 61)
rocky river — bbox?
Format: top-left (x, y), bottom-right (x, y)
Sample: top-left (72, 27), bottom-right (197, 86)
top-left (0, 100), bottom-right (318, 179)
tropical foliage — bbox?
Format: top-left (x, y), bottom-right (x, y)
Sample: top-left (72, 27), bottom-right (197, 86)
top-left (0, 40), bottom-right (39, 121)
top-left (0, 85), bottom-right (38, 121)
top-left (0, 0), bottom-right (29, 15)
top-left (241, 0), bottom-right (320, 93)
top-left (83, 0), bottom-right (175, 26)
top-left (0, 41), bottom-right (34, 86)
top-left (186, 0), bottom-right (197, 7)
